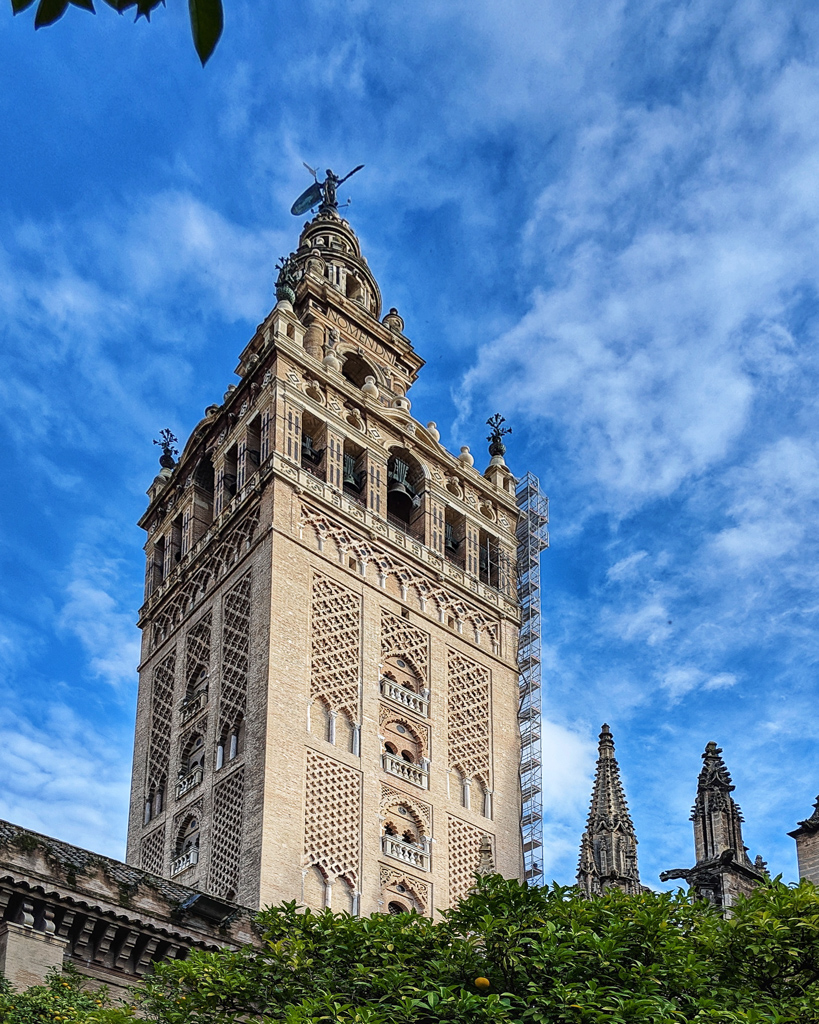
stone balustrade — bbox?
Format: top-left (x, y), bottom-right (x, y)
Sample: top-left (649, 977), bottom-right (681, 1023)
top-left (382, 751), bottom-right (428, 789)
top-left (380, 678), bottom-right (429, 717)
top-left (381, 835), bottom-right (430, 871)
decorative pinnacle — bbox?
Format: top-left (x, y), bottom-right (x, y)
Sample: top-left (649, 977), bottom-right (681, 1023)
top-left (275, 252), bottom-right (301, 303)
top-left (598, 723), bottom-right (615, 758)
top-left (486, 413), bottom-right (512, 458)
top-left (698, 741), bottom-right (735, 791)
top-left (153, 429), bottom-right (179, 469)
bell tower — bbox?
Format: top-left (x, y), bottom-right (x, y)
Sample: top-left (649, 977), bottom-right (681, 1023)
top-left (125, 200), bottom-right (526, 915)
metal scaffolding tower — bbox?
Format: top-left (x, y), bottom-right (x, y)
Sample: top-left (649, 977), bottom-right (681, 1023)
top-left (516, 472), bottom-right (549, 886)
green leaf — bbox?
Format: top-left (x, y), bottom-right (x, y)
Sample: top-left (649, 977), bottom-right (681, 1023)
top-left (11, 0), bottom-right (37, 16)
top-left (188, 0), bottom-right (222, 65)
top-left (34, 0), bottom-right (70, 27)
top-left (70, 0), bottom-right (95, 11)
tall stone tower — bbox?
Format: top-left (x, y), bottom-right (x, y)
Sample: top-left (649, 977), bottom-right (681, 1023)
top-left (577, 724), bottom-right (643, 896)
top-left (660, 741), bottom-right (766, 908)
top-left (125, 198), bottom-right (524, 917)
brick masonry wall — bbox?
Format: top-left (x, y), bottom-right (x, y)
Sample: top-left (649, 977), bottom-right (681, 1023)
top-left (796, 829), bottom-right (819, 884)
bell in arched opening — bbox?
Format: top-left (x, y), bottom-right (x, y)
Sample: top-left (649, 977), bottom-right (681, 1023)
top-left (387, 455), bottom-right (420, 524)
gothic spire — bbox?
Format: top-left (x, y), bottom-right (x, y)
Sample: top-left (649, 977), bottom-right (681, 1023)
top-left (660, 740), bottom-right (766, 909)
top-left (691, 741), bottom-right (751, 865)
top-left (577, 724), bottom-right (643, 896)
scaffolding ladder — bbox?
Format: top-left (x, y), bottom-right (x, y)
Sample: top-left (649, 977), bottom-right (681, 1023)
top-left (516, 472), bottom-right (549, 886)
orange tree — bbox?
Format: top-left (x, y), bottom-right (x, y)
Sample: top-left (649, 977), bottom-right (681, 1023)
top-left (5, 877), bottom-right (819, 1023)
top-left (0, 964), bottom-right (133, 1024)
top-left (132, 875), bottom-right (819, 1024)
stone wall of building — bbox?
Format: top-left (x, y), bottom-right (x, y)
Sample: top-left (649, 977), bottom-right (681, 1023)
top-left (0, 821), bottom-right (257, 998)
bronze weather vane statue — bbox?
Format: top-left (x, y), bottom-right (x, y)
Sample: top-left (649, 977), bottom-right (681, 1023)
top-left (290, 163), bottom-right (365, 217)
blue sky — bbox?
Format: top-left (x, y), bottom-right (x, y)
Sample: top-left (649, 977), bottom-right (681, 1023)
top-left (1, 0), bottom-right (818, 890)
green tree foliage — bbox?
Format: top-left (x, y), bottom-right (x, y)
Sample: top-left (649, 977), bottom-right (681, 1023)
top-left (5, 877), bottom-right (819, 1023)
top-left (0, 964), bottom-right (134, 1024)
top-left (9, 0), bottom-right (223, 66)
top-left (134, 875), bottom-right (819, 1024)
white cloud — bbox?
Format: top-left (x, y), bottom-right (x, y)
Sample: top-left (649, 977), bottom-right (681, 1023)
top-left (711, 437), bottom-right (819, 572)
top-left (606, 551), bottom-right (648, 583)
top-left (57, 533), bottom-right (141, 691)
top-left (541, 718), bottom-right (597, 817)
top-left (0, 702), bottom-right (130, 860)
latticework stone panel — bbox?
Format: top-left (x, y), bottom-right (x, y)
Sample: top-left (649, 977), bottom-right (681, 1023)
top-left (303, 750), bottom-right (361, 887)
top-left (446, 649), bottom-right (491, 786)
top-left (140, 826), bottom-right (165, 876)
top-left (147, 651), bottom-right (176, 792)
top-left (219, 572), bottom-right (252, 734)
top-left (150, 505), bottom-right (260, 651)
top-left (310, 575), bottom-right (361, 720)
top-left (447, 815), bottom-right (487, 906)
top-left (380, 611), bottom-right (429, 682)
top-left (185, 614), bottom-right (212, 689)
top-left (299, 502), bottom-right (500, 651)
top-left (209, 769), bottom-right (245, 898)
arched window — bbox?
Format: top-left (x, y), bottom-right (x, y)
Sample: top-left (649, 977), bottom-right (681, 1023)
top-left (345, 274), bottom-right (365, 305)
top-left (382, 877), bottom-right (425, 916)
top-left (145, 779), bottom-right (166, 823)
top-left (444, 507), bottom-right (466, 567)
top-left (342, 438), bottom-right (366, 504)
top-left (217, 718), bottom-right (244, 768)
top-left (382, 655), bottom-right (422, 693)
top-left (301, 411), bottom-right (326, 480)
top-left (341, 352), bottom-right (376, 389)
top-left (172, 814), bottom-right (200, 874)
top-left (382, 720), bottom-right (422, 763)
top-left (181, 733), bottom-right (205, 775)
top-left (185, 666), bottom-right (208, 703)
top-left (386, 449), bottom-right (425, 541)
top-left (381, 801), bottom-right (430, 870)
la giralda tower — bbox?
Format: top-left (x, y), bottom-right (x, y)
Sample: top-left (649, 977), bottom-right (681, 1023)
top-left (126, 182), bottom-right (529, 917)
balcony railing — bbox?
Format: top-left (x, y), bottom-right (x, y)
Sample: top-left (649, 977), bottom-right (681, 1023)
top-left (382, 751), bottom-right (429, 789)
top-left (170, 847), bottom-right (199, 876)
top-left (382, 835), bottom-right (430, 871)
top-left (175, 765), bottom-right (204, 799)
top-left (380, 678), bottom-right (429, 717)
top-left (180, 688), bottom-right (208, 723)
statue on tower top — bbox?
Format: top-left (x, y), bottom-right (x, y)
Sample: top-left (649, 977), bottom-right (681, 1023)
top-left (290, 163), bottom-right (365, 216)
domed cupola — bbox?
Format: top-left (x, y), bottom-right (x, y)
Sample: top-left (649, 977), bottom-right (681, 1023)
top-left (295, 211), bottom-right (382, 320)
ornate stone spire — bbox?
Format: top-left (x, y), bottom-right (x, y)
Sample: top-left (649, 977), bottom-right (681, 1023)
top-left (577, 724), bottom-right (643, 896)
top-left (660, 741), bottom-right (766, 909)
top-left (691, 741), bottom-right (750, 864)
